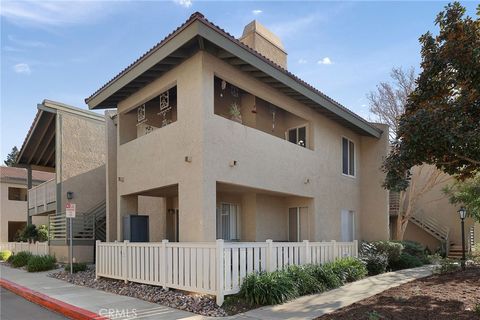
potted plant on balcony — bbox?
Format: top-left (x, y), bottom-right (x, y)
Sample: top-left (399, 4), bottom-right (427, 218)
top-left (229, 102), bottom-right (242, 124)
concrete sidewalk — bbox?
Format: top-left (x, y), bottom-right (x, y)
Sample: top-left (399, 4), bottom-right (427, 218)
top-left (0, 264), bottom-right (434, 320)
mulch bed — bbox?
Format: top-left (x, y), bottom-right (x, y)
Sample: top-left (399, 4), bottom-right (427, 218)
top-left (317, 266), bottom-right (480, 320)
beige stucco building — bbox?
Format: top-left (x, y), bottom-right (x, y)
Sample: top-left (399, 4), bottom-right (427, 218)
top-left (0, 166), bottom-right (54, 242)
top-left (389, 165), bottom-right (479, 255)
top-left (15, 100), bottom-right (107, 262)
top-left (86, 13), bottom-right (390, 244)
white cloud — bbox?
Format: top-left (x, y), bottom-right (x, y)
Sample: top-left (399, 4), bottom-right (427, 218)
top-left (269, 14), bottom-right (320, 39)
top-left (173, 0), bottom-right (192, 8)
top-left (252, 10), bottom-right (262, 15)
top-left (13, 63), bottom-right (31, 75)
top-left (298, 58), bottom-right (308, 64)
top-left (8, 35), bottom-right (47, 48)
top-left (1, 1), bottom-right (113, 27)
top-left (317, 57), bottom-right (333, 65)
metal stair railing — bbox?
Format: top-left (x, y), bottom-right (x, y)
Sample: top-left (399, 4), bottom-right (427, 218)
top-left (409, 210), bottom-right (450, 242)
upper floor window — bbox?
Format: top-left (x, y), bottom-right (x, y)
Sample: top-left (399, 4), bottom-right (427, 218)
top-left (8, 187), bottom-right (27, 201)
top-left (342, 137), bottom-right (355, 176)
top-left (287, 126), bottom-right (307, 147)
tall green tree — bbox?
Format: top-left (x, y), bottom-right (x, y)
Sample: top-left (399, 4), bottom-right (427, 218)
top-left (4, 146), bottom-right (19, 166)
top-left (443, 172), bottom-right (480, 222)
top-left (384, 2), bottom-right (480, 192)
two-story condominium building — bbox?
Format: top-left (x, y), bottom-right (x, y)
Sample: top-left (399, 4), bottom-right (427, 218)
top-left (15, 100), bottom-right (107, 262)
top-left (86, 13), bottom-right (390, 244)
top-left (0, 166), bottom-right (54, 242)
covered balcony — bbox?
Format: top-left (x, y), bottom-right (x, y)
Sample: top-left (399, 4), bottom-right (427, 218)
top-left (16, 104), bottom-right (57, 217)
top-left (28, 176), bottom-right (56, 215)
top-left (214, 76), bottom-right (313, 150)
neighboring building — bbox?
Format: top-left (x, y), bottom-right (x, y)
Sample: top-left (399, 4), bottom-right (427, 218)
top-left (15, 100), bottom-right (107, 262)
top-left (86, 13), bottom-right (390, 243)
top-left (389, 164), bottom-right (479, 256)
top-left (0, 166), bottom-right (54, 242)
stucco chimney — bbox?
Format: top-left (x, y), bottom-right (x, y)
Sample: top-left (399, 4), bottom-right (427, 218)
top-left (239, 20), bottom-right (287, 69)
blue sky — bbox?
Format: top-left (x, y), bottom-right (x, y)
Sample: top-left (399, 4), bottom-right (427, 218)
top-left (1, 0), bottom-right (478, 162)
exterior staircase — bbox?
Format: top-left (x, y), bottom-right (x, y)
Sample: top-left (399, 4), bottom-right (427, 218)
top-left (409, 210), bottom-right (450, 253)
top-left (447, 245), bottom-right (464, 260)
top-left (85, 200), bottom-right (106, 242)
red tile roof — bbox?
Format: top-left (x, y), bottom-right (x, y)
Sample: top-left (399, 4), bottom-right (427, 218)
top-left (0, 166), bottom-right (54, 182)
top-left (84, 12), bottom-right (376, 133)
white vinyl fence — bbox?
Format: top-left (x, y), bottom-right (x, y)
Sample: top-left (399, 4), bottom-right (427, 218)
top-left (96, 239), bottom-right (358, 305)
top-left (0, 242), bottom-right (49, 256)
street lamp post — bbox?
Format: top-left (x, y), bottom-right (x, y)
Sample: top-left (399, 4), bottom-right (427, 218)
top-left (457, 207), bottom-right (467, 270)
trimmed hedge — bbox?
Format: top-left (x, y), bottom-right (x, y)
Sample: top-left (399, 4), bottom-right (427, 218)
top-left (391, 253), bottom-right (423, 270)
top-left (0, 250), bottom-right (12, 261)
top-left (64, 262), bottom-right (87, 273)
top-left (239, 257), bottom-right (367, 306)
top-left (26, 255), bottom-right (56, 272)
top-left (10, 251), bottom-right (32, 268)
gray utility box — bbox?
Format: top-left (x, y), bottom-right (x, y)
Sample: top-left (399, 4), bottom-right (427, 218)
top-left (123, 215), bottom-right (149, 242)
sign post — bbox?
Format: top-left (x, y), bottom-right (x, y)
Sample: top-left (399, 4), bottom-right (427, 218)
top-left (66, 202), bottom-right (76, 274)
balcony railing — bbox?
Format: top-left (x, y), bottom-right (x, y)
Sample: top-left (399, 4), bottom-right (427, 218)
top-left (28, 177), bottom-right (56, 215)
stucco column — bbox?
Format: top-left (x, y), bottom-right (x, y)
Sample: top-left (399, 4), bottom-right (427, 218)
top-left (27, 165), bottom-right (32, 225)
top-left (117, 195), bottom-right (138, 241)
top-left (178, 179), bottom-right (216, 241)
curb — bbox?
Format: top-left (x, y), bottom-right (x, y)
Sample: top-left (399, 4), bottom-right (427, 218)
top-left (0, 278), bottom-right (108, 320)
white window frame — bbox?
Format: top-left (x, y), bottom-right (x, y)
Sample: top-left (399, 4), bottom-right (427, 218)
top-left (340, 209), bottom-right (355, 242)
top-left (217, 203), bottom-right (241, 241)
top-left (341, 136), bottom-right (356, 177)
top-left (285, 124), bottom-right (309, 148)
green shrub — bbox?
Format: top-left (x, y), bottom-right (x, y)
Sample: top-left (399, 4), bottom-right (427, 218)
top-left (373, 241), bottom-right (404, 265)
top-left (10, 251), bottom-right (32, 268)
top-left (37, 225), bottom-right (49, 242)
top-left (434, 258), bottom-right (460, 274)
top-left (309, 263), bottom-right (343, 289)
top-left (425, 253), bottom-right (443, 265)
top-left (64, 262), bottom-right (87, 273)
top-left (394, 240), bottom-right (425, 259)
top-left (26, 255), bottom-right (56, 272)
top-left (328, 257), bottom-right (367, 283)
top-left (391, 253), bottom-right (423, 270)
top-left (239, 270), bottom-right (298, 305)
top-left (0, 250), bottom-right (12, 261)
top-left (360, 242), bottom-right (388, 275)
top-left (286, 265), bottom-right (325, 295)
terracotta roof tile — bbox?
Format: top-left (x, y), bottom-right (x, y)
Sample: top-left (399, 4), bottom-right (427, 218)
top-left (86, 12), bottom-right (378, 134)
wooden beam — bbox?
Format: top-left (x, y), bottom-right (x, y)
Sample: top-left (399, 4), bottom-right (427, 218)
top-left (26, 114), bottom-right (55, 164)
top-left (42, 141), bottom-right (55, 167)
top-left (35, 128), bottom-right (55, 166)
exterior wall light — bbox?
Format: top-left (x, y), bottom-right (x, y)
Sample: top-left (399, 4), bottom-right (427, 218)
top-left (66, 191), bottom-right (74, 200)
top-left (185, 156), bottom-right (192, 163)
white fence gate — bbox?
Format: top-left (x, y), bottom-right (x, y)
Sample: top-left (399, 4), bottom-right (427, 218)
top-left (0, 242), bottom-right (49, 256)
top-left (96, 239), bottom-right (358, 305)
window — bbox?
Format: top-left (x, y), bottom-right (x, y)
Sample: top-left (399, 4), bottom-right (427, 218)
top-left (216, 203), bottom-right (241, 241)
top-left (341, 210), bottom-right (355, 242)
top-left (8, 187), bottom-right (27, 201)
top-left (288, 207), bottom-right (308, 241)
top-left (287, 126), bottom-right (307, 147)
top-left (342, 137), bottom-right (355, 176)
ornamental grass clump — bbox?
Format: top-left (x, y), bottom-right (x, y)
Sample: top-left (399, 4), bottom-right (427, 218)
top-left (10, 251), bottom-right (32, 268)
top-left (328, 257), bottom-right (368, 283)
top-left (286, 265), bottom-right (325, 295)
top-left (26, 255), bottom-right (56, 272)
top-left (309, 263), bottom-right (343, 289)
top-left (0, 250), bottom-right (12, 261)
top-left (239, 270), bottom-right (298, 305)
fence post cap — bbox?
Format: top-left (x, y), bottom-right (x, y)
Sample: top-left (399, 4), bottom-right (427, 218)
top-left (302, 239), bottom-right (309, 243)
top-left (162, 239), bottom-right (169, 243)
top-left (216, 239), bottom-right (224, 244)
top-left (266, 239), bottom-right (273, 243)
top-left (96, 240), bottom-right (101, 243)
top-left (331, 240), bottom-right (336, 243)
top-left (123, 240), bottom-right (129, 243)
